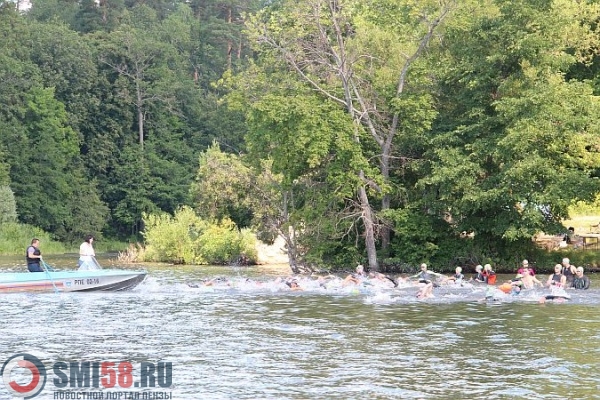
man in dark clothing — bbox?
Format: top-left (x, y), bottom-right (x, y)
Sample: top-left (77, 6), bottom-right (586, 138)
top-left (571, 267), bottom-right (590, 290)
top-left (26, 238), bottom-right (43, 272)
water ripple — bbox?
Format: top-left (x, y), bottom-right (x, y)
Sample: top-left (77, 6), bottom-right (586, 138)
top-left (1, 268), bottom-right (600, 399)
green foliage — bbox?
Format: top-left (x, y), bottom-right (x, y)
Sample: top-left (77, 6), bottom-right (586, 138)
top-left (190, 142), bottom-right (254, 227)
top-left (0, 185), bottom-right (17, 224)
top-left (62, 176), bottom-right (110, 243)
top-left (5, 86), bottom-right (109, 241)
top-left (569, 195), bottom-right (600, 217)
top-left (0, 185), bottom-right (17, 225)
top-left (27, 0), bottom-right (81, 29)
top-left (539, 249), bottom-right (600, 270)
top-left (0, 148), bottom-right (10, 186)
top-left (196, 220), bottom-right (257, 265)
top-left (91, 238), bottom-right (130, 253)
top-left (142, 206), bottom-right (257, 265)
top-left (383, 208), bottom-right (445, 265)
top-left (421, 0), bottom-right (600, 251)
top-left (0, 222), bottom-right (67, 255)
top-left (142, 206), bottom-right (204, 264)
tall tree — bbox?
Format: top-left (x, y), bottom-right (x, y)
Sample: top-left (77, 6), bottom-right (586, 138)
top-left (227, 65), bottom-right (376, 269)
top-left (243, 0), bottom-right (455, 269)
top-left (421, 0), bottom-right (600, 257)
top-left (97, 5), bottom-right (185, 148)
top-left (6, 87), bottom-right (107, 241)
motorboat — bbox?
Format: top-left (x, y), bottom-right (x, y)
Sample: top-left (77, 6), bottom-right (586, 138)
top-left (0, 268), bottom-right (146, 293)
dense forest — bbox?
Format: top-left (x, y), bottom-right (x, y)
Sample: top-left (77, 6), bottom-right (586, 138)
top-left (1, 0), bottom-right (599, 271)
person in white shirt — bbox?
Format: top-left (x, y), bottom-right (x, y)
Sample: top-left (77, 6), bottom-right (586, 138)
top-left (78, 235), bottom-right (97, 270)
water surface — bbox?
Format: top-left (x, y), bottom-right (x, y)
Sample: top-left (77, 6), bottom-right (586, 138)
top-left (1, 256), bottom-right (599, 399)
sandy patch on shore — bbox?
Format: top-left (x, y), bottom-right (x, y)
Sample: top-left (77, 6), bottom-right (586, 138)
top-left (255, 235), bottom-right (289, 264)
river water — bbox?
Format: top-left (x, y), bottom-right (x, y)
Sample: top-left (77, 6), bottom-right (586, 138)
top-left (1, 255), bottom-right (600, 399)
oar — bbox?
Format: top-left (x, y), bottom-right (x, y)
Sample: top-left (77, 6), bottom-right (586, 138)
top-left (91, 256), bottom-right (103, 270)
top-left (41, 259), bottom-right (59, 294)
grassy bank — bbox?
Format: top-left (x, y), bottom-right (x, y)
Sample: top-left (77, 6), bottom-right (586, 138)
top-left (0, 222), bottom-right (127, 256)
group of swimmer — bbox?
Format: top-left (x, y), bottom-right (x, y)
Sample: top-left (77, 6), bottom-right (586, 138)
top-left (187, 258), bottom-right (591, 302)
top-left (405, 257), bottom-right (591, 301)
top-left (496, 258), bottom-right (590, 295)
top-left (336, 258), bottom-right (590, 301)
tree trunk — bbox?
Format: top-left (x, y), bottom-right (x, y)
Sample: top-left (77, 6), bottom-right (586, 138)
top-left (280, 190), bottom-right (298, 273)
top-left (380, 138), bottom-right (392, 254)
top-left (227, 6), bottom-right (232, 70)
top-left (136, 79), bottom-right (144, 148)
top-left (359, 175), bottom-right (378, 271)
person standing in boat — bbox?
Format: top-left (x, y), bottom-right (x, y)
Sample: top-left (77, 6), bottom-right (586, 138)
top-left (26, 238), bottom-right (43, 272)
top-left (78, 234), bottom-right (96, 270)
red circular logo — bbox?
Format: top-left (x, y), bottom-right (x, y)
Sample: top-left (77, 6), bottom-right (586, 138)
top-left (1, 353), bottom-right (47, 399)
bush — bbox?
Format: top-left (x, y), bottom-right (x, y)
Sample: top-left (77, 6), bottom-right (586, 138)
top-left (117, 243), bottom-right (146, 263)
top-left (0, 222), bottom-right (67, 255)
top-left (239, 228), bottom-right (259, 263)
top-left (196, 220), bottom-right (257, 265)
top-left (569, 196), bottom-right (600, 216)
top-left (142, 207), bottom-right (206, 264)
top-left (142, 207), bottom-right (257, 265)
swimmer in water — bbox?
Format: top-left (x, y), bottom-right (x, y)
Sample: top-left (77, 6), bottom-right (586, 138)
top-left (187, 277), bottom-right (230, 288)
top-left (409, 263), bottom-right (443, 298)
top-left (469, 265), bottom-right (486, 283)
top-left (416, 282), bottom-right (434, 299)
top-left (343, 264), bottom-right (367, 285)
top-left (443, 267), bottom-right (464, 285)
top-left (285, 279), bottom-right (303, 291)
top-left (520, 268), bottom-right (544, 289)
top-left (501, 274), bottom-right (524, 295)
top-left (482, 264), bottom-right (497, 285)
top-left (546, 264), bottom-right (566, 288)
top-left (539, 285), bottom-right (571, 303)
top-left (367, 272), bottom-right (398, 288)
top-left (312, 273), bottom-right (337, 289)
top-left (482, 285), bottom-right (502, 302)
top-left (408, 263), bottom-right (443, 284)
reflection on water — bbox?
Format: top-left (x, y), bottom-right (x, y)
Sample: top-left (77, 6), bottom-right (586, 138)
top-left (1, 258), bottom-right (600, 399)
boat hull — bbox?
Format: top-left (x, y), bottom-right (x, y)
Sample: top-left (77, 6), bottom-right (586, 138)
top-left (0, 270), bottom-right (147, 293)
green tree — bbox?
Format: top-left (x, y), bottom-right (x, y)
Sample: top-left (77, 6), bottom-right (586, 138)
top-left (190, 141), bottom-right (254, 226)
top-left (240, 0), bottom-right (455, 269)
top-left (226, 64), bottom-right (376, 270)
top-left (92, 4), bottom-right (202, 237)
top-left (6, 87), bottom-right (108, 241)
top-left (27, 0), bottom-right (80, 28)
top-left (74, 0), bottom-right (125, 33)
top-left (421, 0), bottom-right (600, 260)
top-left (108, 146), bottom-right (159, 238)
top-left (0, 186), bottom-right (17, 224)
